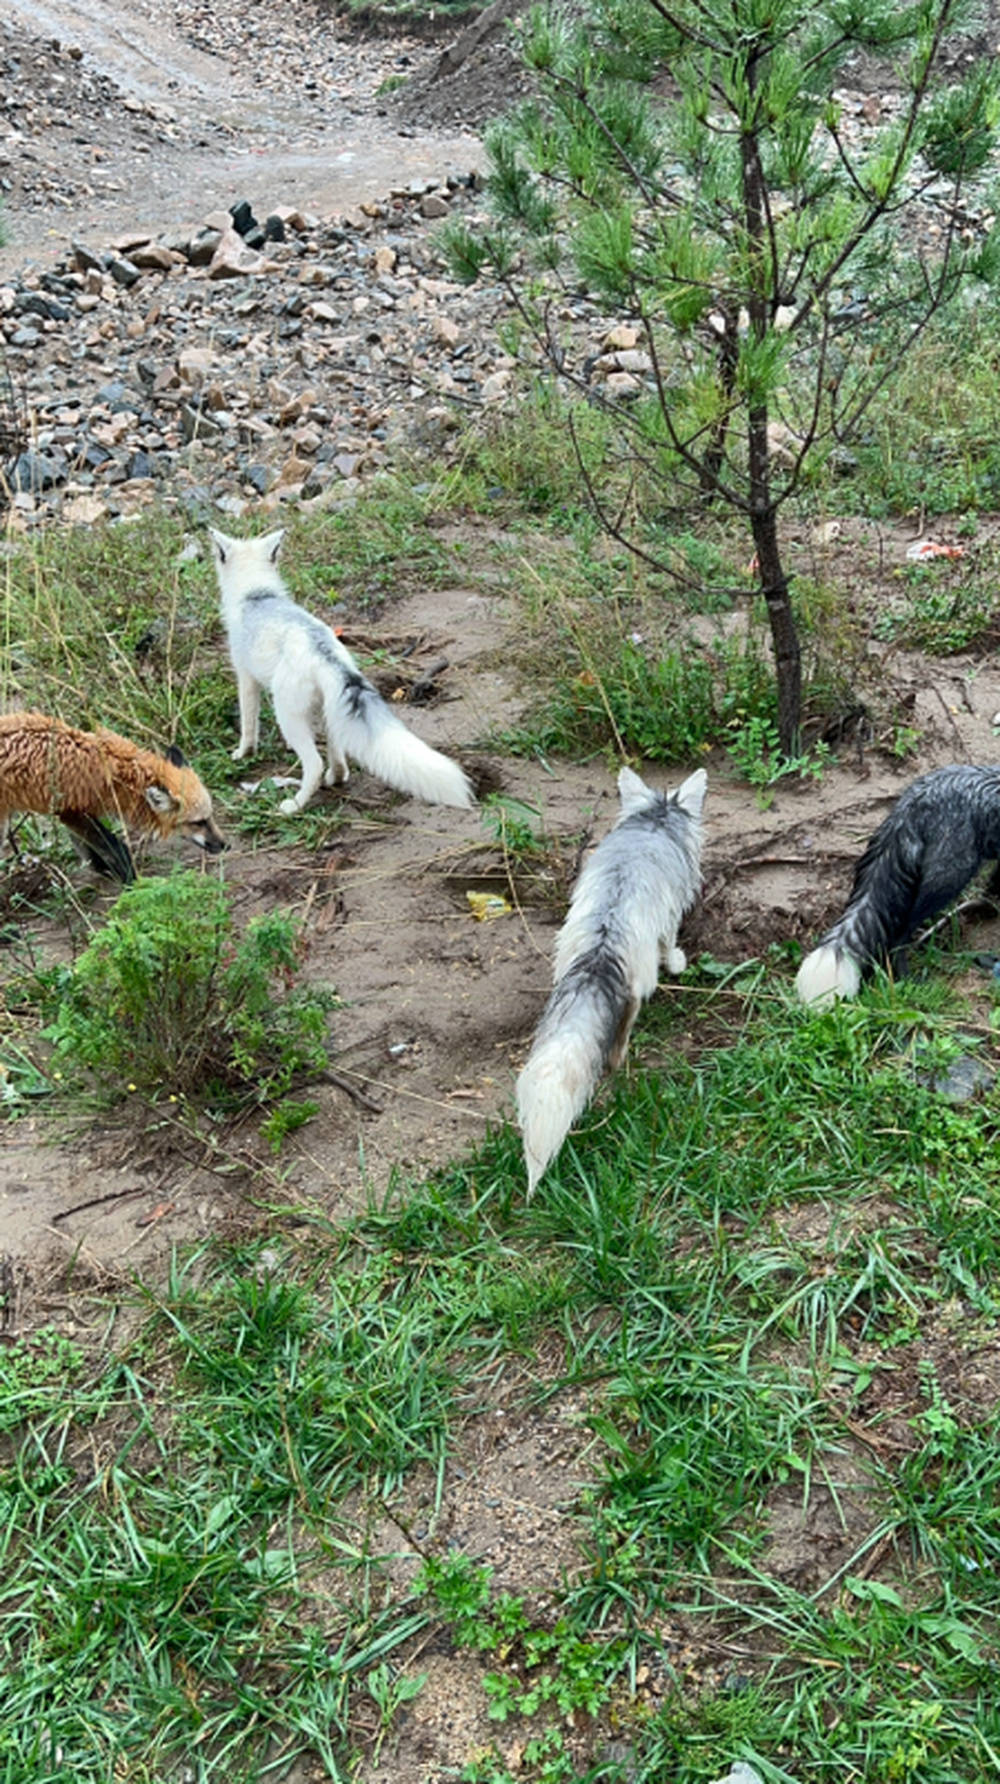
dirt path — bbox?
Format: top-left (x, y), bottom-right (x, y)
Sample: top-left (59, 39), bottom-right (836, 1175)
top-left (0, 0), bottom-right (483, 270)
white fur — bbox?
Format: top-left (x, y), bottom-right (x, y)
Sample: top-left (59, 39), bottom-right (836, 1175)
top-left (517, 766), bottom-right (706, 1197)
top-left (209, 528), bottom-right (475, 814)
top-left (795, 943), bottom-right (861, 1007)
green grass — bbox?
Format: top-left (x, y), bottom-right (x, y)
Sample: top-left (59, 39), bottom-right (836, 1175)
top-left (492, 624), bottom-right (779, 766)
top-left (5, 973), bottom-right (1000, 1779)
top-left (843, 298), bottom-right (1000, 517)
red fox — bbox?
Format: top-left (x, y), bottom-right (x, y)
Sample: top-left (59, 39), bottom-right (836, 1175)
top-left (0, 711), bottom-right (227, 882)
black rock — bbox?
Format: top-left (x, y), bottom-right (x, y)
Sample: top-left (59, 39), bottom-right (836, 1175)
top-left (187, 231), bottom-right (221, 267)
top-left (77, 440), bottom-right (113, 470)
top-left (263, 214), bottom-right (286, 242)
top-left (243, 463), bottom-right (272, 496)
top-left (12, 449), bottom-right (66, 492)
top-left (71, 240), bottom-right (105, 272)
top-left (108, 257), bottom-right (141, 288)
top-left (96, 379), bottom-right (137, 411)
top-left (229, 199), bottom-right (258, 238)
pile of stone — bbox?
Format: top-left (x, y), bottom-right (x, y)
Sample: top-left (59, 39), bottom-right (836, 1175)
top-left (0, 182), bottom-right (522, 527)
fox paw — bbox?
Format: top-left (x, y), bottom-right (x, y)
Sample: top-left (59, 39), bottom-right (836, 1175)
top-left (324, 765), bottom-right (350, 788)
top-left (278, 797), bottom-right (301, 817)
top-left (665, 947), bottom-right (687, 976)
top-left (232, 744), bottom-right (254, 761)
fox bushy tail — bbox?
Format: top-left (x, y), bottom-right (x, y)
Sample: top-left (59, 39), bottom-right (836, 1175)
top-left (516, 952), bottom-right (632, 1198)
top-left (321, 669), bottom-right (474, 809)
top-left (796, 829), bottom-right (904, 1006)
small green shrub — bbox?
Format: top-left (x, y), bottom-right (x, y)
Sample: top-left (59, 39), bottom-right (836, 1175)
top-left (726, 714), bottom-right (834, 804)
top-left (45, 871), bottom-right (335, 1107)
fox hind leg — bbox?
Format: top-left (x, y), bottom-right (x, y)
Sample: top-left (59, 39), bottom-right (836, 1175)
top-left (607, 994), bottom-right (640, 1072)
top-left (323, 724), bottom-right (350, 789)
top-left (271, 688), bottom-right (325, 815)
top-left (233, 671), bottom-right (262, 761)
top-left (661, 934), bottom-right (687, 976)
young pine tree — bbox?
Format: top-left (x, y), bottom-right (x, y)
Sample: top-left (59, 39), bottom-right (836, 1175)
top-left (445, 0), bottom-right (1000, 752)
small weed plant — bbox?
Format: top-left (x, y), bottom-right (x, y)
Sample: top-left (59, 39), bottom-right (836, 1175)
top-left (481, 794), bottom-right (547, 862)
top-left (726, 714), bottom-right (834, 804)
top-left (0, 1328), bottom-right (83, 1433)
top-left (45, 870), bottom-right (335, 1108)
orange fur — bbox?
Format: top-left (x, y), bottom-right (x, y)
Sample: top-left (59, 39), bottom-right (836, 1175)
top-left (0, 712), bottom-right (226, 853)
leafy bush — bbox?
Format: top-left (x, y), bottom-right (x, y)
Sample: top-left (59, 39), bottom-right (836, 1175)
top-left (46, 872), bottom-right (334, 1106)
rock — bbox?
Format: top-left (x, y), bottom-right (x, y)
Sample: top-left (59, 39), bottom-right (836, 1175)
top-left (180, 403), bottom-right (224, 443)
top-left (207, 227), bottom-right (272, 279)
top-left (243, 463), bottom-right (272, 495)
top-left (12, 449), bottom-right (66, 491)
top-left (229, 199), bottom-right (258, 237)
top-left (270, 206), bottom-right (317, 234)
top-left (277, 390), bottom-right (316, 425)
top-left (927, 1054), bottom-right (996, 1104)
top-left (480, 368), bottom-right (512, 403)
top-left (420, 192), bottom-right (451, 219)
top-left (613, 348), bottom-right (652, 374)
top-left (187, 230), bottom-right (222, 266)
top-left (177, 346), bottom-right (217, 384)
top-left (71, 241), bottom-right (106, 273)
top-left (108, 256), bottom-right (141, 287)
top-left (131, 242), bottom-right (182, 272)
top-left (63, 491), bottom-right (107, 524)
top-left (605, 370), bottom-right (641, 399)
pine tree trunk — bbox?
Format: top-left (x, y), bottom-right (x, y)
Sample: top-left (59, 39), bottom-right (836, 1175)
top-left (750, 502), bottom-right (802, 756)
top-left (742, 70), bottom-right (802, 756)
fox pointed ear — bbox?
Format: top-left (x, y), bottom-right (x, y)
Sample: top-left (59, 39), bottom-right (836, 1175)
top-left (207, 527), bottom-right (231, 565)
top-left (675, 768), bottom-right (708, 818)
top-left (617, 765), bottom-right (651, 814)
top-left (165, 744), bottom-right (187, 769)
top-left (145, 784), bottom-right (181, 817)
top-left (261, 528), bottom-right (285, 564)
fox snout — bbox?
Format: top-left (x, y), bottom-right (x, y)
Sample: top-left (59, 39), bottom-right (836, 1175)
top-left (184, 817), bottom-right (228, 855)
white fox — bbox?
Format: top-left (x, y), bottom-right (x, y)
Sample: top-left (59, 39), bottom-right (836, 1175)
top-left (516, 765), bottom-right (707, 1197)
top-left (209, 528), bottom-right (475, 815)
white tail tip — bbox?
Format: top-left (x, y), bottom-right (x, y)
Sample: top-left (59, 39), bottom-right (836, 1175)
top-left (796, 944), bottom-right (861, 1007)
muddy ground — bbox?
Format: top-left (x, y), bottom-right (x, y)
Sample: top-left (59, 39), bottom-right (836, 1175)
top-left (3, 2), bottom-right (1000, 1778)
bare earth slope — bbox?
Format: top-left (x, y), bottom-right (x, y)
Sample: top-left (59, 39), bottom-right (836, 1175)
top-left (0, 0), bottom-right (483, 268)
